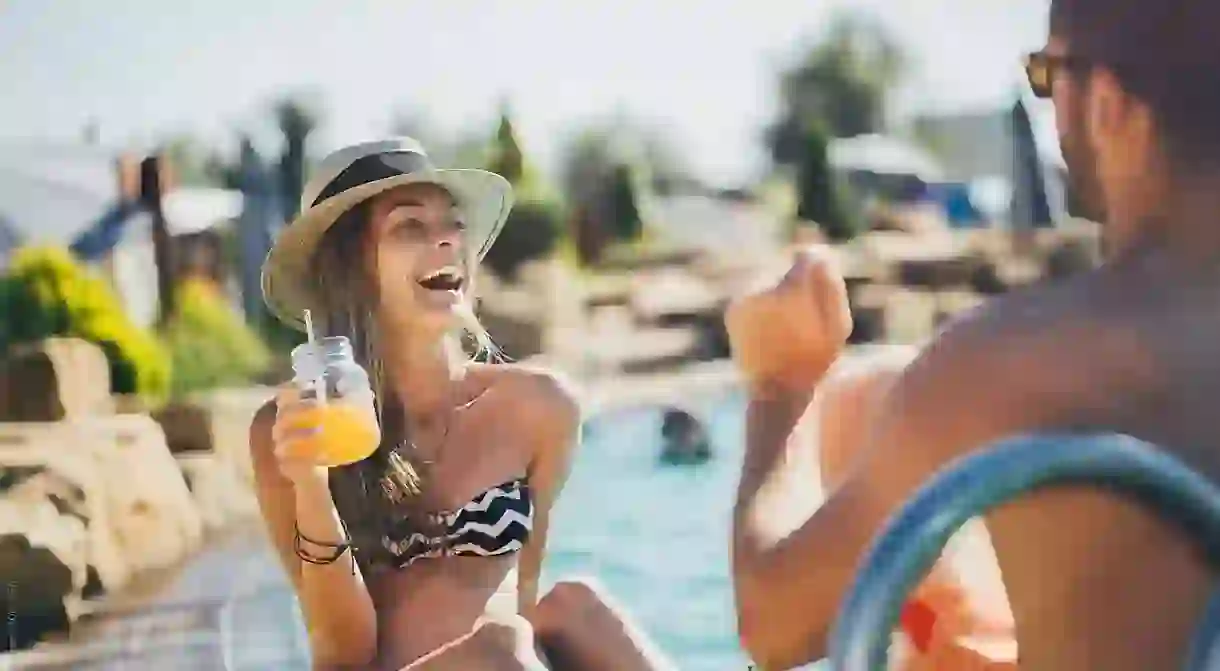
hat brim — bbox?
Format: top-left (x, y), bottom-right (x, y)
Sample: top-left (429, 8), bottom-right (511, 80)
top-left (261, 168), bottom-right (512, 331)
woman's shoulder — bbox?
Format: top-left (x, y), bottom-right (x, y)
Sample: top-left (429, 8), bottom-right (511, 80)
top-left (469, 362), bottom-right (581, 422)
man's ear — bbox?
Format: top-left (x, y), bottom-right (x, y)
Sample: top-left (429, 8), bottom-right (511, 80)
top-left (1089, 67), bottom-right (1158, 170)
top-left (1088, 67), bottom-right (1154, 147)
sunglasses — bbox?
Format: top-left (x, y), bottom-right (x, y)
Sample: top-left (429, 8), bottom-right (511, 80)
top-left (1024, 51), bottom-right (1092, 99)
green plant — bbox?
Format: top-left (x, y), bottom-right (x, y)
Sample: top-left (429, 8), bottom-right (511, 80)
top-left (0, 246), bottom-right (170, 399)
top-left (482, 200), bottom-right (565, 281)
top-left (259, 310), bottom-right (307, 354)
top-left (162, 278), bottom-right (272, 396)
top-left (488, 111), bottom-right (525, 185)
top-left (607, 163), bottom-right (643, 242)
top-left (795, 124), bottom-right (859, 241)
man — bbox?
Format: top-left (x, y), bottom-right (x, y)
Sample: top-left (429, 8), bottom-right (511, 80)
top-left (726, 1), bottom-right (1220, 669)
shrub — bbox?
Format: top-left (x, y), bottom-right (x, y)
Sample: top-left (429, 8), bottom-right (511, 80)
top-left (482, 200), bottom-right (565, 281)
top-left (607, 163), bottom-right (643, 242)
top-left (162, 277), bottom-right (272, 396)
top-left (0, 246), bottom-right (170, 399)
top-left (795, 123), bottom-right (860, 242)
top-left (259, 310), bottom-right (307, 355)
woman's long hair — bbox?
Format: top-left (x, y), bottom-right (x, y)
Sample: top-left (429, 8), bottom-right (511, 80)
top-left (308, 200), bottom-right (497, 568)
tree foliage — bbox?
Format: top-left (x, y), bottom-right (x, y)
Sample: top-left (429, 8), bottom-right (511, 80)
top-left (607, 163), bottom-right (643, 242)
top-left (481, 200), bottom-right (565, 281)
top-left (0, 246), bottom-right (171, 398)
top-left (767, 12), bottom-right (906, 165)
top-left (488, 111), bottom-right (525, 185)
top-left (162, 278), bottom-right (271, 396)
top-left (795, 124), bottom-right (858, 241)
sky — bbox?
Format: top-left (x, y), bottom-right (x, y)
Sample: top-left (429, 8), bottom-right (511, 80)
top-left (0, 0), bottom-right (1054, 186)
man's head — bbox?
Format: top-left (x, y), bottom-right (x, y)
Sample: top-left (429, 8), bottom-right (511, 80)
top-left (1033, 0), bottom-right (1220, 242)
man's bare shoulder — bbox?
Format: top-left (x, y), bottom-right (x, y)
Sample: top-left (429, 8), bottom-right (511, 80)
top-left (869, 271), bottom-right (1155, 468)
top-left (926, 269), bottom-right (1150, 389)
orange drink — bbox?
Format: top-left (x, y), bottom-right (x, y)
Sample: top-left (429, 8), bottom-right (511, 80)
top-left (287, 402), bottom-right (380, 466)
top-left (290, 335), bottom-right (380, 467)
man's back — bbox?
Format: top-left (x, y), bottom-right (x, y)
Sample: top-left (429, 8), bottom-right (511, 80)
top-left (726, 1), bottom-right (1220, 666)
top-left (936, 246), bottom-right (1220, 668)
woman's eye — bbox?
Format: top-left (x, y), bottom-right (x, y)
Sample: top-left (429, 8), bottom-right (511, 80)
top-left (392, 219), bottom-right (426, 236)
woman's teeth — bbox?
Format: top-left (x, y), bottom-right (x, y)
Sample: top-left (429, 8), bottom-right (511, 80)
top-left (418, 268), bottom-right (463, 291)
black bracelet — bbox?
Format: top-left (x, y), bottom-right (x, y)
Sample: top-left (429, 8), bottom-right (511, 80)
top-left (295, 524), bottom-right (348, 549)
top-left (294, 524), bottom-right (353, 567)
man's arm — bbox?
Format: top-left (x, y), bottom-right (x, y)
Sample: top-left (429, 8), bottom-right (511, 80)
top-left (731, 319), bottom-right (1071, 669)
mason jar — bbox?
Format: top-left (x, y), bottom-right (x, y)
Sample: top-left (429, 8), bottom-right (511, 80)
top-left (288, 336), bottom-right (380, 466)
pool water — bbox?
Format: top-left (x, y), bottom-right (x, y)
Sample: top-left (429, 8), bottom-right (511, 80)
top-left (61, 387), bottom-right (832, 670)
top-left (545, 388), bottom-right (820, 670)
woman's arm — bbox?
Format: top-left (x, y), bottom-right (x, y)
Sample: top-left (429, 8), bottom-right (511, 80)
top-left (514, 372), bottom-right (582, 619)
top-left (249, 401), bottom-right (379, 669)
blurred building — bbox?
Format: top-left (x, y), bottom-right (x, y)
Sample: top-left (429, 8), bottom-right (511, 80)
top-left (911, 97), bottom-right (1066, 228)
top-left (644, 193), bottom-right (784, 264)
top-left (0, 140), bottom-right (242, 326)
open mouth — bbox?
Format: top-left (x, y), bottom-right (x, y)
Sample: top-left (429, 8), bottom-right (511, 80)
top-left (418, 267), bottom-right (464, 292)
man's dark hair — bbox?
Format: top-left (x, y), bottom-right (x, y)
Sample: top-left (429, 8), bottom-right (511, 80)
top-left (1051, 0), bottom-right (1220, 167)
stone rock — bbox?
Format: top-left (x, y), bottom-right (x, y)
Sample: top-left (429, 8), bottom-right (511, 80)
top-left (152, 402), bottom-right (214, 454)
top-left (851, 285), bottom-right (937, 344)
top-left (883, 289), bottom-right (937, 344)
top-left (895, 255), bottom-right (981, 290)
top-left (0, 532), bottom-right (75, 651)
top-left (0, 339), bottom-right (114, 423)
top-left (1045, 239), bottom-right (1099, 280)
top-left (934, 291), bottom-right (988, 328)
top-left (0, 440), bottom-right (131, 597)
top-left (78, 416), bottom-right (205, 573)
top-left (192, 387), bottom-right (274, 485)
top-left (0, 496), bottom-right (91, 651)
top-left (2, 418), bottom-right (205, 575)
top-left (175, 452), bottom-right (259, 533)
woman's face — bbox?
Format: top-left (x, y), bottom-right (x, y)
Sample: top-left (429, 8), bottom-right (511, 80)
top-left (364, 182), bottom-right (469, 334)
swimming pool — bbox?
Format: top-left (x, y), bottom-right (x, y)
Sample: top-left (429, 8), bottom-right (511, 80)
top-left (548, 387), bottom-right (820, 670)
top-left (43, 385), bottom-right (825, 670)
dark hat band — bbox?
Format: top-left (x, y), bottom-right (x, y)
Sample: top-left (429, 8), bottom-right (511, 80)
top-left (310, 151), bottom-right (435, 207)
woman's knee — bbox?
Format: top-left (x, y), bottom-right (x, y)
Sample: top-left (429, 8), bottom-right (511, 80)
top-left (475, 613), bottom-right (535, 650)
top-left (403, 615), bottom-right (541, 671)
top-left (533, 578), bottom-right (619, 636)
top-left (536, 579), bottom-right (607, 621)
top-left (533, 579), bottom-right (671, 670)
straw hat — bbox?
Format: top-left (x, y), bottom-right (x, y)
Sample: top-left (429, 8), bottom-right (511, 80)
top-left (260, 137), bottom-right (513, 331)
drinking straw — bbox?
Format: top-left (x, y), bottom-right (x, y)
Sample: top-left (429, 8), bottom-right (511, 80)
top-left (303, 309), bottom-right (327, 404)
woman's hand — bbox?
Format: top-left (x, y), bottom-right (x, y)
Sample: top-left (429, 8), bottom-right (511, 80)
top-left (272, 383), bottom-right (332, 492)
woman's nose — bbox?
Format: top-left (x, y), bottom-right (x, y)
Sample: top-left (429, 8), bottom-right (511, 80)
top-left (435, 226), bottom-right (461, 249)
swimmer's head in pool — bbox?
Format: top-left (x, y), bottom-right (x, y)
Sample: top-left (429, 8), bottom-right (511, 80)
top-left (1042, 0), bottom-right (1220, 244)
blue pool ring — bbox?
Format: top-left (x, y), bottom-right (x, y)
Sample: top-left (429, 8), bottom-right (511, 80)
top-left (829, 433), bottom-right (1220, 670)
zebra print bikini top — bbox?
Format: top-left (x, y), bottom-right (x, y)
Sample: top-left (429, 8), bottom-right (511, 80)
top-left (379, 478), bottom-right (533, 568)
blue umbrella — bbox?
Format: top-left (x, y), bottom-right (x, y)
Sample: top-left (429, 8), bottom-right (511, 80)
top-left (1008, 96), bottom-right (1054, 228)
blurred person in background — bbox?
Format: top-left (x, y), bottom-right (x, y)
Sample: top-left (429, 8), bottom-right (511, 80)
top-left (725, 0), bottom-right (1220, 668)
top-left (251, 138), bottom-right (671, 670)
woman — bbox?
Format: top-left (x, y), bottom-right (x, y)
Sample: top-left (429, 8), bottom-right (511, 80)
top-left (250, 138), bottom-right (671, 670)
